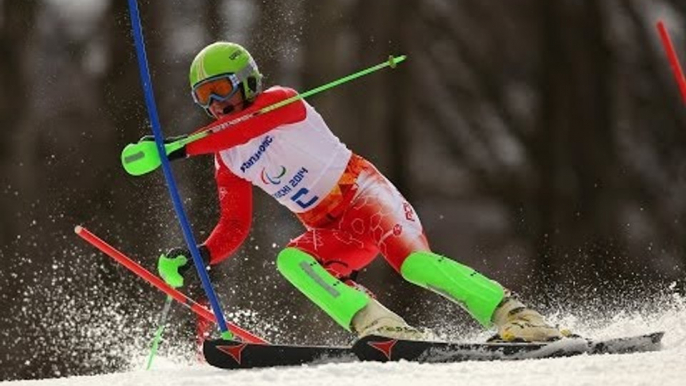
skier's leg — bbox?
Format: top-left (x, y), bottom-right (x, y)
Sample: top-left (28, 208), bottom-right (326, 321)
top-left (278, 228), bottom-right (381, 331)
top-left (297, 162), bottom-right (430, 340)
top-left (346, 162), bottom-right (562, 341)
top-left (278, 229), bottom-right (418, 338)
top-left (399, 251), bottom-right (503, 325)
top-left (277, 245), bottom-right (369, 330)
top-left (401, 252), bottom-right (564, 341)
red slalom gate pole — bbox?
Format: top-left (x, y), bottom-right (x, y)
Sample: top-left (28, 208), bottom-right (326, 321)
top-left (74, 225), bottom-right (267, 344)
top-left (657, 20), bottom-right (686, 105)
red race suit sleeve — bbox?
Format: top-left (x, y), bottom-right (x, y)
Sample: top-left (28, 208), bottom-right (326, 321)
top-left (202, 156), bottom-right (253, 265)
top-left (186, 86), bottom-right (306, 155)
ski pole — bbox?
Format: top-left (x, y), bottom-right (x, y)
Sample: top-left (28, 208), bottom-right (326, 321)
top-left (74, 225), bottom-right (267, 344)
top-left (145, 295), bottom-right (172, 370)
top-left (121, 55), bottom-right (407, 176)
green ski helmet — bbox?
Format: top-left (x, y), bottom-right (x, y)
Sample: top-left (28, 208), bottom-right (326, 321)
top-left (189, 42), bottom-right (263, 113)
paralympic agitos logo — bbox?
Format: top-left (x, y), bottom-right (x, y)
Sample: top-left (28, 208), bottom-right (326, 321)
top-left (240, 136), bottom-right (273, 173)
top-left (261, 166), bottom-right (287, 185)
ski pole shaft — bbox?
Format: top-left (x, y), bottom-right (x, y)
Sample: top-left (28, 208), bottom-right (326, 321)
top-left (74, 225), bottom-right (266, 344)
top-left (185, 55), bottom-right (407, 143)
top-left (120, 55), bottom-right (407, 176)
top-left (145, 295), bottom-right (172, 370)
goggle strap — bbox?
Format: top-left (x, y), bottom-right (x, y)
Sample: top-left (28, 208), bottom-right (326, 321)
top-left (234, 58), bottom-right (259, 84)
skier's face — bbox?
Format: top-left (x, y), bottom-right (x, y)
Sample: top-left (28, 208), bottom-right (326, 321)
top-left (208, 91), bottom-right (245, 119)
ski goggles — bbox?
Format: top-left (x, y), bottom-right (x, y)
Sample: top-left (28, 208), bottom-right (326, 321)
top-left (191, 59), bottom-right (259, 109)
top-left (191, 73), bottom-right (242, 109)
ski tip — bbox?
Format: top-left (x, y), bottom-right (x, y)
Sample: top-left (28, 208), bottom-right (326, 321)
top-left (74, 225), bottom-right (83, 234)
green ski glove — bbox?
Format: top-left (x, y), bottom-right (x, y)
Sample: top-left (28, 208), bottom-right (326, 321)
top-left (158, 245), bottom-right (211, 288)
top-left (121, 135), bottom-right (188, 176)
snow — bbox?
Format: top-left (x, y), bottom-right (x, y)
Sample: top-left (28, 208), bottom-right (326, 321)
top-left (3, 350), bottom-right (684, 386)
top-left (3, 293), bottom-right (686, 386)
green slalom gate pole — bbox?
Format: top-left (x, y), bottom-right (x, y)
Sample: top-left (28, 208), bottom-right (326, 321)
top-left (121, 55), bottom-right (407, 176)
top-left (145, 296), bottom-right (173, 370)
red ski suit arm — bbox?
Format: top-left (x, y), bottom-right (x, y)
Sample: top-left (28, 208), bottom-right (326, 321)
top-left (202, 160), bottom-right (253, 265)
top-left (192, 87), bottom-right (305, 264)
top-left (186, 87), bottom-right (306, 155)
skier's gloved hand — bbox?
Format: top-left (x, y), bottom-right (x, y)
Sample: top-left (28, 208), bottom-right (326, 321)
top-left (158, 245), bottom-right (211, 288)
top-left (138, 134), bottom-right (188, 161)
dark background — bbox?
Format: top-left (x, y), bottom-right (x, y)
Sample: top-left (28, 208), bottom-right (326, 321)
top-left (1, 0), bottom-right (685, 381)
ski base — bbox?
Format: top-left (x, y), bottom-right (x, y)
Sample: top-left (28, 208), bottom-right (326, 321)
top-left (203, 331), bottom-right (664, 369)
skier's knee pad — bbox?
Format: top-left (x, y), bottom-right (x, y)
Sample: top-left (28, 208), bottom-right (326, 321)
top-left (276, 248), bottom-right (369, 330)
top-left (400, 251), bottom-right (505, 327)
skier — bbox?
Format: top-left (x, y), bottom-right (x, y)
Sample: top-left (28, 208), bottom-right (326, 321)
top-left (153, 42), bottom-right (565, 343)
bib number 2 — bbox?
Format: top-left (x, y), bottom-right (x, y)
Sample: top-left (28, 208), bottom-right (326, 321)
top-left (292, 188), bottom-right (319, 209)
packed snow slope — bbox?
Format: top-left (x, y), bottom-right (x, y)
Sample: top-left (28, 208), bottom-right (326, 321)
top-left (4, 292), bottom-right (686, 386)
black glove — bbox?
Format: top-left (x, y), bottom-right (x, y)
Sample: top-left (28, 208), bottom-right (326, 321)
top-left (158, 245), bottom-right (211, 288)
top-left (139, 134), bottom-right (188, 161)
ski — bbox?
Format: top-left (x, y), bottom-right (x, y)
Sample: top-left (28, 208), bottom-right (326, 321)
top-left (588, 331), bottom-right (664, 354)
top-left (352, 335), bottom-right (586, 362)
top-left (203, 331), bottom-right (664, 369)
top-left (352, 331), bottom-right (665, 363)
top-left (203, 339), bottom-right (356, 369)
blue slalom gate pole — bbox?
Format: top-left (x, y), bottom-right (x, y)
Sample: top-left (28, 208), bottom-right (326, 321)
top-left (126, 0), bottom-right (232, 338)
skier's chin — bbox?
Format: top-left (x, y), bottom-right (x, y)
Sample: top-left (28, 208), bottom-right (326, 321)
top-left (213, 104), bottom-right (238, 120)
top-left (223, 105), bottom-right (235, 115)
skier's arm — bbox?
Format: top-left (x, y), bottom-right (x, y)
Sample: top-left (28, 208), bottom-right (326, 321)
top-left (157, 160), bottom-right (250, 288)
top-left (186, 87), bottom-right (306, 155)
top-left (202, 160), bottom-right (253, 264)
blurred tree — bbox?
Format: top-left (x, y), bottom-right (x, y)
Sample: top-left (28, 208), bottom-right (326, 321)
top-left (410, 0), bottom-right (685, 295)
top-left (0, 0), bottom-right (37, 249)
top-left (0, 0), bottom-right (38, 378)
top-left (530, 0), bottom-right (617, 287)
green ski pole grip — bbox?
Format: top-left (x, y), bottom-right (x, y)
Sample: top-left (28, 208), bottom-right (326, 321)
top-left (121, 139), bottom-right (185, 176)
